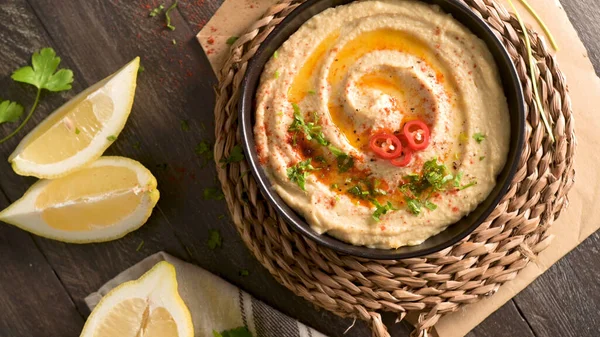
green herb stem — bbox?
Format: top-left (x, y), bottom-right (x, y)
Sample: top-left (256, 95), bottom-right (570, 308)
top-left (518, 0), bottom-right (558, 51)
top-left (0, 89), bottom-right (41, 144)
top-left (165, 1), bottom-right (178, 30)
top-left (508, 0), bottom-right (554, 143)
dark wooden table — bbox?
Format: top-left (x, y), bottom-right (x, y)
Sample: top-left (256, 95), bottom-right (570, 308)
top-left (0, 1), bottom-right (598, 336)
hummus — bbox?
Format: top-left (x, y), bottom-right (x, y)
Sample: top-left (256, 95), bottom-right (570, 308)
top-left (253, 0), bottom-right (510, 249)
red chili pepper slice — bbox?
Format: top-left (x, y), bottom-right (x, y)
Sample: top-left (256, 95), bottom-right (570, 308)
top-left (369, 133), bottom-right (402, 159)
top-left (403, 120), bottom-right (430, 151)
top-left (390, 135), bottom-right (413, 167)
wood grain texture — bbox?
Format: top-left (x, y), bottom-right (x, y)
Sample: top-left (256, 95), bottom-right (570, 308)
top-left (513, 232), bottom-right (600, 337)
top-left (0, 190), bottom-right (85, 336)
top-left (561, 0), bottom-right (600, 75)
top-left (0, 0), bottom-right (596, 336)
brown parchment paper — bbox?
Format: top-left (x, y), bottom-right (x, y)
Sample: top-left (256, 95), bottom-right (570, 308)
top-left (197, 0), bottom-right (600, 335)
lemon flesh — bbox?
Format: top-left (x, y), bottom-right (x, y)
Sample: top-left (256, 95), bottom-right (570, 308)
top-left (80, 261), bottom-right (193, 337)
top-left (0, 156), bottom-right (159, 243)
top-left (9, 57), bottom-right (139, 179)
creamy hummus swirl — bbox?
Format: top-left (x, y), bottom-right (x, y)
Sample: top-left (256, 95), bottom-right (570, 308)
top-left (254, 0), bottom-right (510, 249)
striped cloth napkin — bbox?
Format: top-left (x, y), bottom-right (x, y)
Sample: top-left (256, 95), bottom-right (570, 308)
top-left (85, 252), bottom-right (327, 337)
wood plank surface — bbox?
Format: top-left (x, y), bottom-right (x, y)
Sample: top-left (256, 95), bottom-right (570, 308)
top-left (0, 0), bottom-right (597, 337)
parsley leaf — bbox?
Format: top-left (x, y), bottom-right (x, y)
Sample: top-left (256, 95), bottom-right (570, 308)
top-left (12, 48), bottom-right (73, 92)
top-left (203, 187), bottom-right (225, 200)
top-left (107, 135), bottom-right (117, 141)
top-left (226, 36), bottom-right (239, 45)
top-left (213, 327), bottom-right (252, 337)
top-left (149, 4), bottom-right (164, 17)
top-left (165, 1), bottom-right (178, 30)
top-left (273, 50), bottom-right (279, 59)
top-left (220, 144), bottom-right (245, 165)
top-left (287, 159), bottom-right (315, 190)
top-left (274, 70), bottom-right (280, 79)
top-left (2, 48), bottom-right (73, 144)
top-left (240, 270), bottom-right (250, 276)
top-left (207, 229), bottom-right (222, 250)
top-left (473, 132), bottom-right (486, 143)
top-left (371, 199), bottom-right (397, 221)
top-left (0, 100), bottom-right (24, 124)
top-left (307, 89), bottom-right (316, 95)
top-left (479, 156), bottom-right (485, 161)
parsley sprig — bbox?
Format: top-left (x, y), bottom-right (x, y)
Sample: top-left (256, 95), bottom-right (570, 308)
top-left (288, 103), bottom-right (354, 172)
top-left (287, 159), bottom-right (316, 191)
top-left (1, 48), bottom-right (73, 144)
top-left (400, 158), bottom-right (476, 215)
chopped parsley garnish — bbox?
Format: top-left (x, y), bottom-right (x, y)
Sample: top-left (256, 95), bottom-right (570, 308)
top-left (226, 36), bottom-right (239, 45)
top-left (220, 144), bottom-right (245, 165)
top-left (165, 1), bottom-right (178, 30)
top-left (107, 135), bottom-right (117, 141)
top-left (136, 240), bottom-right (144, 252)
top-left (424, 200), bottom-right (438, 211)
top-left (138, 65), bottom-right (145, 73)
top-left (308, 89), bottom-right (316, 95)
top-left (195, 140), bottom-right (212, 158)
top-left (180, 120), bottom-right (190, 131)
top-left (479, 156), bottom-right (485, 161)
top-left (274, 70), bottom-right (280, 79)
top-left (371, 199), bottom-right (398, 221)
top-left (213, 327), bottom-right (252, 337)
top-left (273, 50), bottom-right (279, 59)
top-left (473, 132), bottom-right (486, 143)
top-left (203, 187), bottom-right (225, 200)
top-left (331, 183), bottom-right (338, 189)
top-left (207, 229), bottom-right (222, 250)
top-left (287, 159), bottom-right (316, 191)
top-left (149, 4), bottom-right (164, 17)
top-left (399, 158), bottom-right (476, 215)
top-left (75, 128), bottom-right (81, 135)
top-left (240, 270), bottom-right (250, 277)
top-left (288, 104), bottom-right (354, 172)
top-left (405, 197), bottom-right (423, 215)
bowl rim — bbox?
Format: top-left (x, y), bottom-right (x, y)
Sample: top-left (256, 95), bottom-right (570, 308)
top-left (238, 0), bottom-right (525, 259)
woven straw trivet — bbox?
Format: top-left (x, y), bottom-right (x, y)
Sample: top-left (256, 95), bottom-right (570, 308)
top-left (213, 0), bottom-right (576, 336)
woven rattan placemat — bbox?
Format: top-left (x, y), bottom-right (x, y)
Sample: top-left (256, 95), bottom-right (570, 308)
top-left (212, 0), bottom-right (576, 336)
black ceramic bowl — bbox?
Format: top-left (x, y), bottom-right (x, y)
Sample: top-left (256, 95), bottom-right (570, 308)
top-left (239, 0), bottom-right (525, 259)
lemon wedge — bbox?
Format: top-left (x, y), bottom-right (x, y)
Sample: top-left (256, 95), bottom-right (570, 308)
top-left (9, 57), bottom-right (140, 179)
top-left (80, 261), bottom-right (194, 337)
top-left (0, 156), bottom-right (159, 243)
